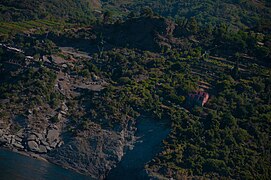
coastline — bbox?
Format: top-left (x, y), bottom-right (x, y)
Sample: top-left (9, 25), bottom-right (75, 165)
top-left (0, 148), bottom-right (93, 180)
top-left (0, 146), bottom-right (48, 162)
top-left (0, 146), bottom-right (92, 177)
top-left (0, 115), bottom-right (169, 179)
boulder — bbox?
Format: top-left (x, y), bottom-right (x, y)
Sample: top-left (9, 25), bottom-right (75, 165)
top-left (41, 140), bottom-right (49, 146)
top-left (46, 146), bottom-right (52, 151)
top-left (57, 113), bottom-right (62, 121)
top-left (5, 135), bottom-right (12, 144)
top-left (12, 142), bottom-right (24, 149)
top-left (60, 111), bottom-right (67, 115)
top-left (47, 129), bottom-right (59, 144)
top-left (57, 141), bottom-right (64, 148)
top-left (33, 132), bottom-right (43, 140)
top-left (16, 129), bottom-right (24, 138)
top-left (27, 141), bottom-right (39, 152)
top-left (38, 145), bottom-right (47, 153)
top-left (52, 125), bottom-right (58, 130)
top-left (28, 109), bottom-right (33, 114)
top-left (61, 103), bottom-right (69, 111)
top-left (50, 141), bottom-right (58, 148)
top-left (15, 137), bottom-right (23, 142)
top-left (27, 134), bottom-right (37, 141)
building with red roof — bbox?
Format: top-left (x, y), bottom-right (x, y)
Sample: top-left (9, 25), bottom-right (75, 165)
top-left (188, 91), bottom-right (209, 107)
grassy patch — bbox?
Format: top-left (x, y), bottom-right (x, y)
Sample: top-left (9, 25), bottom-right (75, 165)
top-left (0, 19), bottom-right (72, 37)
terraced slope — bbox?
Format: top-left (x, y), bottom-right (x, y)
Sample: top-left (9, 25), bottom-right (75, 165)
top-left (0, 0), bottom-right (101, 22)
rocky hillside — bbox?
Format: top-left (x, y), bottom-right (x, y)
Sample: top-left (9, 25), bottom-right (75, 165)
top-left (0, 33), bottom-right (140, 179)
top-left (0, 1), bottom-right (270, 179)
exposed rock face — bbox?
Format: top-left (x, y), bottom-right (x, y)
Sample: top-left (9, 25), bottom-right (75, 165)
top-left (12, 142), bottom-right (24, 149)
top-left (0, 95), bottom-right (136, 179)
top-left (47, 129), bottom-right (60, 144)
top-left (48, 121), bottom-right (136, 179)
top-left (27, 134), bottom-right (37, 141)
top-left (39, 145), bottom-right (47, 153)
top-left (27, 141), bottom-right (39, 152)
top-left (0, 122), bottom-right (64, 155)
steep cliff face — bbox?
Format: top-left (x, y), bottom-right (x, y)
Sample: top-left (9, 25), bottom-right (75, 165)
top-left (0, 17), bottom-right (177, 177)
top-left (0, 114), bottom-right (137, 179)
top-left (48, 121), bottom-right (136, 179)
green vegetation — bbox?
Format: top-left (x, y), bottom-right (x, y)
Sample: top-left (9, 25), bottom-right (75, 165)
top-left (0, 0), bottom-right (97, 23)
top-left (65, 16), bottom-right (269, 177)
top-left (103, 0), bottom-right (271, 29)
top-left (0, 19), bottom-right (77, 39)
top-left (0, 0), bottom-right (99, 37)
top-left (0, 1), bottom-right (270, 179)
top-left (147, 69), bottom-right (270, 179)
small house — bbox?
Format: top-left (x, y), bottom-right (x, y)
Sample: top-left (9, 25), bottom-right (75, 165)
top-left (188, 91), bottom-right (209, 107)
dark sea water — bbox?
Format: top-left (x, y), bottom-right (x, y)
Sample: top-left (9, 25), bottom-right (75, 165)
top-left (0, 149), bottom-right (92, 180)
top-left (107, 117), bottom-right (170, 180)
top-left (0, 118), bottom-right (169, 180)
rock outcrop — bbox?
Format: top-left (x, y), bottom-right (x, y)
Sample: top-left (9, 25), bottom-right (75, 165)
top-left (27, 141), bottom-right (39, 152)
top-left (47, 120), bottom-right (136, 179)
top-left (0, 115), bottom-right (136, 179)
top-left (0, 124), bottom-right (63, 154)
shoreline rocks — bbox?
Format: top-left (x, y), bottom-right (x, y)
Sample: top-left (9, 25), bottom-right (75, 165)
top-left (27, 141), bottom-right (39, 152)
top-left (0, 117), bottom-right (138, 179)
top-left (0, 124), bottom-right (63, 155)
